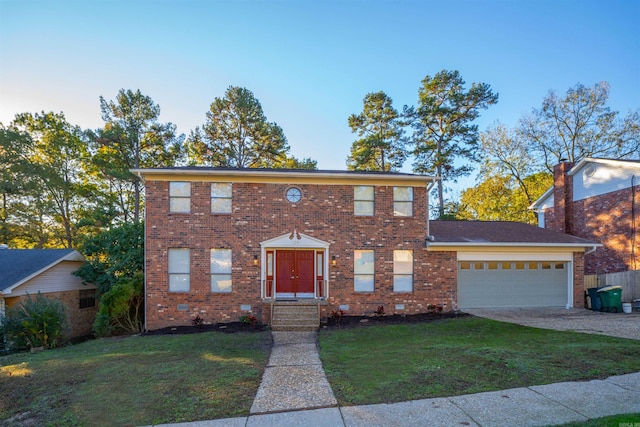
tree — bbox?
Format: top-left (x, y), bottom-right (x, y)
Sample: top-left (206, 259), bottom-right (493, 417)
top-left (0, 125), bottom-right (33, 246)
top-left (93, 89), bottom-right (184, 223)
top-left (480, 122), bottom-right (546, 207)
top-left (519, 81), bottom-right (640, 171)
top-left (408, 70), bottom-right (498, 218)
top-left (74, 222), bottom-right (144, 335)
top-left (346, 91), bottom-right (407, 171)
top-left (278, 156), bottom-right (318, 170)
top-left (11, 112), bottom-right (94, 248)
top-left (458, 172), bottom-right (552, 224)
top-left (188, 86), bottom-right (290, 168)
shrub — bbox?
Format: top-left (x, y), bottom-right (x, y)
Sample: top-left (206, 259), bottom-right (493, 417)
top-left (240, 315), bottom-right (258, 327)
top-left (1, 292), bottom-right (67, 350)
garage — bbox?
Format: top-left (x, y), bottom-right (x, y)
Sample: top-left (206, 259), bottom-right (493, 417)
top-left (457, 260), bottom-right (569, 308)
top-left (427, 221), bottom-right (599, 310)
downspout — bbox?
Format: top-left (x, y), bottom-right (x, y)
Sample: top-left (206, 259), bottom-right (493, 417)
top-left (426, 178), bottom-right (437, 246)
top-left (136, 171), bottom-right (148, 333)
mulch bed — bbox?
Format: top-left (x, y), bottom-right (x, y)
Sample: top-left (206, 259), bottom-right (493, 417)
top-left (142, 311), bottom-right (469, 335)
top-left (143, 322), bottom-right (269, 335)
top-left (323, 311), bottom-right (469, 329)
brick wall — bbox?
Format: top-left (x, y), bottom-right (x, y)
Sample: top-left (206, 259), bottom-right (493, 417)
top-left (4, 291), bottom-right (97, 338)
top-left (144, 180), bottom-right (457, 330)
top-left (544, 186), bottom-right (638, 274)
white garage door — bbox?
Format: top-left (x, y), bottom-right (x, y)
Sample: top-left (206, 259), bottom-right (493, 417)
top-left (458, 261), bottom-right (569, 309)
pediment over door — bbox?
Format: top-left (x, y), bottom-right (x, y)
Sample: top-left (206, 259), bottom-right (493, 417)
top-left (260, 230), bottom-right (330, 249)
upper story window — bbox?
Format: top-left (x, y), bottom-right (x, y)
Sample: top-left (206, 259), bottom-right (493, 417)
top-left (393, 186), bottom-right (413, 217)
top-left (169, 182), bottom-right (191, 213)
top-left (286, 187), bottom-right (302, 203)
top-left (354, 186), bottom-right (374, 216)
top-left (211, 183), bottom-right (232, 214)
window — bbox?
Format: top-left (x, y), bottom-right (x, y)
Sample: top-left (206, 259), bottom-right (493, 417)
top-left (393, 250), bottom-right (413, 292)
top-left (211, 183), bottom-right (232, 214)
top-left (168, 248), bottom-right (190, 292)
top-left (169, 182), bottom-right (191, 213)
top-left (79, 289), bottom-right (96, 309)
top-left (211, 249), bottom-right (232, 293)
top-left (354, 186), bottom-right (374, 216)
top-left (354, 250), bottom-right (374, 292)
top-left (459, 261), bottom-right (471, 270)
top-left (285, 187), bottom-right (302, 203)
top-left (393, 187), bottom-right (413, 216)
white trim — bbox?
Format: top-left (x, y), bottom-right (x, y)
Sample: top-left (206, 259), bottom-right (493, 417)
top-left (260, 232), bottom-right (330, 249)
top-left (260, 232), bottom-right (331, 299)
top-left (2, 250), bottom-right (85, 295)
top-left (567, 158), bottom-right (640, 176)
top-left (430, 242), bottom-right (599, 249)
top-left (132, 168), bottom-right (437, 185)
top-left (457, 252), bottom-right (573, 262)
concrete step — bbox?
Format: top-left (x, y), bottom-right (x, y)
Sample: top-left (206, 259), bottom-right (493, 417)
top-left (270, 304), bottom-right (319, 331)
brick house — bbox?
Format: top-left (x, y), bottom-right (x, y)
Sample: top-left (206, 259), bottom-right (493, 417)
top-left (135, 167), bottom-right (597, 331)
top-left (530, 158), bottom-right (640, 274)
top-left (0, 248), bottom-right (97, 338)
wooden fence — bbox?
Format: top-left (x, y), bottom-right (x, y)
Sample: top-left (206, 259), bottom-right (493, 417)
top-left (584, 270), bottom-right (640, 302)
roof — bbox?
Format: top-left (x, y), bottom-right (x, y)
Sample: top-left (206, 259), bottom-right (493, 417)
top-left (428, 221), bottom-right (599, 248)
top-left (131, 167), bottom-right (438, 186)
top-left (0, 249), bottom-right (84, 293)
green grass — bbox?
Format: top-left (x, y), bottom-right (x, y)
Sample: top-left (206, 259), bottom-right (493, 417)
top-left (0, 331), bottom-right (271, 426)
top-left (319, 317), bottom-right (640, 406)
top-left (553, 413), bottom-right (640, 426)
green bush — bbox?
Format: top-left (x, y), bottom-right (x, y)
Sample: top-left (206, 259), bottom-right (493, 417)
top-left (1, 292), bottom-right (67, 350)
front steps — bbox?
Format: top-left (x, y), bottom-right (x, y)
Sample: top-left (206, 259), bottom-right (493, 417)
top-left (270, 301), bottom-right (320, 331)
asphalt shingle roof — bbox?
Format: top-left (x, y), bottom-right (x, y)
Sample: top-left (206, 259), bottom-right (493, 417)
top-left (429, 221), bottom-right (597, 245)
top-left (0, 249), bottom-right (77, 292)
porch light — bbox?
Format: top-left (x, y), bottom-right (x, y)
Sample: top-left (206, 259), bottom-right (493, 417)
top-left (253, 255), bottom-right (259, 266)
top-left (332, 255), bottom-right (337, 266)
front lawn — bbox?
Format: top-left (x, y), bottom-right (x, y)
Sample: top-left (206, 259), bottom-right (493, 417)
top-left (319, 316), bottom-right (640, 406)
top-left (0, 331), bottom-right (271, 426)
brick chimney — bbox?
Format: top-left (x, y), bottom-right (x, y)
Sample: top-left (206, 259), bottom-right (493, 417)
top-left (553, 161), bottom-right (574, 234)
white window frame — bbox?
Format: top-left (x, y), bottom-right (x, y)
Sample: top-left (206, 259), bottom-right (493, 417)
top-left (168, 248), bottom-right (190, 292)
top-left (354, 186), bottom-right (374, 216)
top-left (393, 186), bottom-right (413, 217)
top-left (211, 183), bottom-right (232, 214)
top-left (354, 250), bottom-right (375, 292)
top-left (210, 248), bottom-right (232, 293)
top-left (393, 250), bottom-right (413, 292)
top-left (169, 182), bottom-right (191, 213)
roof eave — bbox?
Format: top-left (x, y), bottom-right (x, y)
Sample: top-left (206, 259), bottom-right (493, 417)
top-left (428, 242), bottom-right (601, 249)
top-left (131, 168), bottom-right (438, 183)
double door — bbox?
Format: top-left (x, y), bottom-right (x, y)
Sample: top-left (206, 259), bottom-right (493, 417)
top-left (275, 250), bottom-right (316, 297)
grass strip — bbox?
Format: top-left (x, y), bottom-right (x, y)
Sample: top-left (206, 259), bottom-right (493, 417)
top-left (0, 331), bottom-right (271, 426)
top-left (319, 317), bottom-right (640, 406)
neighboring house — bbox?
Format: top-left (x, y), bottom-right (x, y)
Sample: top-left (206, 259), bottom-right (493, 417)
top-left (530, 158), bottom-right (640, 274)
top-left (134, 167), bottom-right (597, 331)
top-left (0, 248), bottom-right (97, 338)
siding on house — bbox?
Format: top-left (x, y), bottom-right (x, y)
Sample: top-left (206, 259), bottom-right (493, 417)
top-left (6, 261), bottom-right (93, 296)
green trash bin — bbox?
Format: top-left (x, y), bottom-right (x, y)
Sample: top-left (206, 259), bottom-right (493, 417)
top-left (597, 286), bottom-right (623, 313)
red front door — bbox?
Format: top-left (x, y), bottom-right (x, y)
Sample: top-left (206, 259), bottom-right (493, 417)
top-left (275, 250), bottom-right (315, 296)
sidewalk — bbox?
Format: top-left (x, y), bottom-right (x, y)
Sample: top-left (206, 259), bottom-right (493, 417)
top-left (154, 331), bottom-right (640, 427)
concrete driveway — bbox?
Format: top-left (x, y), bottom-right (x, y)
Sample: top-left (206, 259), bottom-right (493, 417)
top-left (465, 308), bottom-right (640, 340)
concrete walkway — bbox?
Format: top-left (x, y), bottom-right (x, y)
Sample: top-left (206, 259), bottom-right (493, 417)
top-left (250, 331), bottom-right (337, 414)
top-left (154, 330), bottom-right (640, 427)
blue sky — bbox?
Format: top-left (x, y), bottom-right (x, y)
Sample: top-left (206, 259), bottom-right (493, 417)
top-left (1, 0), bottom-right (638, 193)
